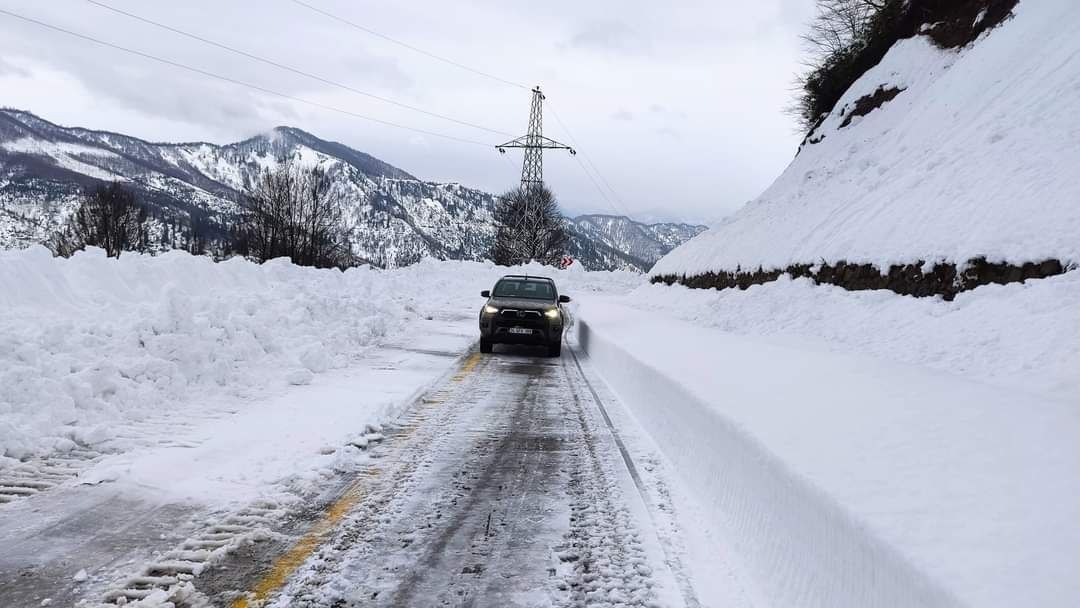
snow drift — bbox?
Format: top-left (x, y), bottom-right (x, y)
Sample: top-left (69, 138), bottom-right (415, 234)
top-left (628, 4), bottom-right (1080, 600)
top-left (573, 297), bottom-right (1080, 607)
top-left (653, 0), bottom-right (1080, 281)
top-left (631, 272), bottom-right (1080, 401)
top-left (0, 247), bottom-right (640, 462)
top-left (0, 246), bottom-right (393, 461)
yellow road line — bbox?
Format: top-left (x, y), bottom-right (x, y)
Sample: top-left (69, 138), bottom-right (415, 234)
top-left (451, 352), bottom-right (482, 382)
top-left (229, 480), bottom-right (366, 608)
top-left (229, 350), bottom-right (483, 607)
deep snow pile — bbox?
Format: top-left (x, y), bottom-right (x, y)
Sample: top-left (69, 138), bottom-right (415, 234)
top-left (0, 247), bottom-right (389, 461)
top-left (573, 296), bottom-right (1080, 608)
top-left (653, 0), bottom-right (1080, 277)
top-left (629, 271), bottom-right (1080, 401)
top-left (0, 247), bottom-right (640, 462)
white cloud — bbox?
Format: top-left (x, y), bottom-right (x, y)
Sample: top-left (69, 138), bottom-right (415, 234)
top-left (567, 20), bottom-right (652, 55)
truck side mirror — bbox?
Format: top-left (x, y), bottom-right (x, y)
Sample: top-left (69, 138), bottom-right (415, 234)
top-left (481, 290), bottom-right (490, 298)
top-left (559, 295), bottom-right (571, 303)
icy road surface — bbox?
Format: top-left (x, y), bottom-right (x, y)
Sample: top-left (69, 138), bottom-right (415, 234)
top-left (212, 346), bottom-right (699, 607)
top-left (0, 337), bottom-right (732, 607)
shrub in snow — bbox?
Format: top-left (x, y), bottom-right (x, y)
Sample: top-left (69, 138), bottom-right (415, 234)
top-left (794, 0), bottom-right (1018, 133)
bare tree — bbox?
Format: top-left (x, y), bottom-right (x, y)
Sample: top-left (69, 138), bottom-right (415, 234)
top-left (489, 184), bottom-right (568, 267)
top-left (790, 0), bottom-right (888, 131)
top-left (50, 182), bottom-right (147, 257)
top-left (238, 160), bottom-right (354, 268)
top-left (802, 0), bottom-right (883, 62)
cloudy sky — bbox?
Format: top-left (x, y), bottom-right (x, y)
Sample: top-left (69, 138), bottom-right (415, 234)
top-left (0, 0), bottom-right (815, 224)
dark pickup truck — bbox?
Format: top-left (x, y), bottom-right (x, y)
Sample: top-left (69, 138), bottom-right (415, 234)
top-left (478, 275), bottom-right (570, 357)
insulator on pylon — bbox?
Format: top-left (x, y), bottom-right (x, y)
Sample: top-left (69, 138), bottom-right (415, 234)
top-left (495, 87), bottom-right (574, 190)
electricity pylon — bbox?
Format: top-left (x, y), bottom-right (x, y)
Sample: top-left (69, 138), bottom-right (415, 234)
top-left (497, 86), bottom-right (576, 193)
top-left (496, 87), bottom-right (575, 259)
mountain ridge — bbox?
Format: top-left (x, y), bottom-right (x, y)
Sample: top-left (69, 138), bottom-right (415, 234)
top-left (0, 108), bottom-right (704, 271)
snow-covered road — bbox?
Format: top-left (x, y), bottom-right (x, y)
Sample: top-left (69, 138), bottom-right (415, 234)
top-left (0, 335), bottom-right (726, 607)
top-left (0, 320), bottom-right (481, 607)
top-left (1, 250), bottom-right (681, 607)
top-left (207, 344), bottom-right (701, 608)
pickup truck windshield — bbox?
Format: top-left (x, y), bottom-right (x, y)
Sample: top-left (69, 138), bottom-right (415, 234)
top-left (492, 279), bottom-right (555, 300)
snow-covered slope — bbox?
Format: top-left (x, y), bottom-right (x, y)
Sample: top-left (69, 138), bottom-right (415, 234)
top-left (0, 110), bottom-right (702, 271)
top-left (653, 0), bottom-right (1080, 278)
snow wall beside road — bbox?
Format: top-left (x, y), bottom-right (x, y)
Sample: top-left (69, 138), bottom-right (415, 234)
top-left (0, 246), bottom-right (640, 462)
top-left (574, 315), bottom-right (956, 608)
top-left (573, 300), bottom-right (1080, 608)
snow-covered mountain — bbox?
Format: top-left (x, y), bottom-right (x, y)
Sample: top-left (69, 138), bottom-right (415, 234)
top-left (0, 109), bottom-right (701, 271)
top-left (567, 214), bottom-right (706, 272)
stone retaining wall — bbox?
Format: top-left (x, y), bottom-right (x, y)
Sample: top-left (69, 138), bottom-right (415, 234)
top-left (652, 258), bottom-right (1069, 300)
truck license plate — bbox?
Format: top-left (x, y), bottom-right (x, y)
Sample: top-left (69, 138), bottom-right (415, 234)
top-left (508, 327), bottom-right (532, 335)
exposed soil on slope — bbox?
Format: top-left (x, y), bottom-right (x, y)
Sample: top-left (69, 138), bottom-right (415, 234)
top-left (653, 257), bottom-right (1069, 300)
top-left (839, 86), bottom-right (906, 128)
top-left (922, 0), bottom-right (1020, 49)
top-left (801, 0), bottom-right (1019, 147)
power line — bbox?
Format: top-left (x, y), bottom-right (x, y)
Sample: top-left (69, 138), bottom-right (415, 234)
top-left (287, 0), bottom-right (632, 218)
top-left (547, 102), bottom-right (631, 218)
top-left (0, 7), bottom-right (491, 147)
top-left (580, 154), bottom-right (629, 216)
top-left (498, 148), bottom-right (518, 176)
top-left (85, 0), bottom-right (513, 137)
top-left (573, 155), bottom-right (624, 218)
top-left (289, 0), bottom-right (530, 91)
top-left (548, 102), bottom-right (626, 211)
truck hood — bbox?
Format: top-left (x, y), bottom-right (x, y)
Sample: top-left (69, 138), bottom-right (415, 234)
top-left (487, 297), bottom-right (556, 311)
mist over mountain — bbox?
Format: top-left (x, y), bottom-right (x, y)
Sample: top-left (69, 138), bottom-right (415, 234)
top-left (0, 109), bottom-right (704, 271)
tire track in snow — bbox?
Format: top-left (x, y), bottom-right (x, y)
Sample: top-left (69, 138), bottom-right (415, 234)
top-left (0, 401), bottom-right (234, 508)
top-left (227, 351), bottom-right (497, 607)
top-left (89, 353), bottom-right (485, 607)
top-left (565, 346), bottom-right (702, 608)
top-left (247, 346), bottom-right (675, 607)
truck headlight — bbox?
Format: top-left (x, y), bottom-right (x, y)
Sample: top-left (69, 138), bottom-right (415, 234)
top-left (545, 308), bottom-right (561, 319)
top-left (484, 305), bottom-right (500, 315)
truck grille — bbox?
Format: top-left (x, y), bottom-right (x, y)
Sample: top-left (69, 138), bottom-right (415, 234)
top-left (499, 309), bottom-right (544, 321)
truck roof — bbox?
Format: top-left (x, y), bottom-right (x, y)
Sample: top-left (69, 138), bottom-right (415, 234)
top-left (499, 274), bottom-right (555, 283)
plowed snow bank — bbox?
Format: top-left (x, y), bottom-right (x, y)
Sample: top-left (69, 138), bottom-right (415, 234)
top-left (574, 299), bottom-right (1080, 608)
top-left (631, 272), bottom-right (1080, 401)
top-left (0, 247), bottom-right (640, 461)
